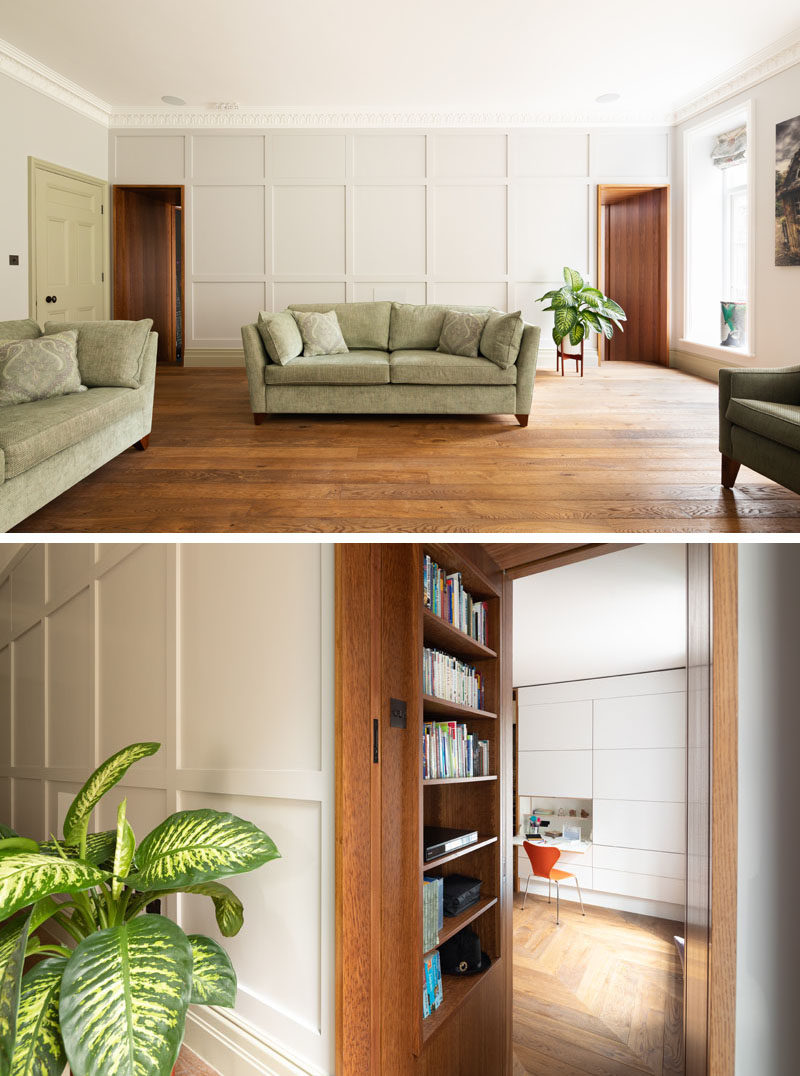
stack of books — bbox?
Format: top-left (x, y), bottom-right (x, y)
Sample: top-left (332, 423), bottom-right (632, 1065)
top-left (423, 647), bottom-right (485, 710)
top-left (423, 875), bottom-right (444, 951)
top-left (423, 722), bottom-right (490, 779)
top-left (423, 555), bottom-right (488, 645)
top-left (422, 951), bottom-right (443, 1019)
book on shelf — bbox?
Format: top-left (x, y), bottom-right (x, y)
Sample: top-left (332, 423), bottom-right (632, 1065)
top-left (422, 951), bottom-right (443, 1018)
top-left (423, 875), bottom-right (444, 952)
top-left (423, 554), bottom-right (488, 646)
top-left (422, 647), bottom-right (485, 710)
top-left (423, 721), bottom-right (490, 780)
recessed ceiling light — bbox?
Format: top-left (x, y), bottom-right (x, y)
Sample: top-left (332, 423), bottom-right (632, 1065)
top-left (595, 92), bottom-right (621, 104)
top-left (161, 95), bottom-right (186, 106)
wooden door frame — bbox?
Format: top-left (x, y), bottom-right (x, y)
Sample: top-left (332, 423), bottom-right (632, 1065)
top-left (596, 184), bottom-right (670, 365)
top-left (112, 184), bottom-right (185, 364)
top-left (27, 157), bottom-right (111, 323)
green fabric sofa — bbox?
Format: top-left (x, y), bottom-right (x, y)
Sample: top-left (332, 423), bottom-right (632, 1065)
top-left (0, 319), bottom-right (157, 532)
top-left (719, 364), bottom-right (800, 495)
top-left (241, 302), bottom-right (540, 426)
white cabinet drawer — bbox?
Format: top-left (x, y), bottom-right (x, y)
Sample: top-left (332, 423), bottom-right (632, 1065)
top-left (517, 846), bottom-right (592, 870)
top-left (518, 750), bottom-right (592, 798)
top-left (520, 858), bottom-right (593, 891)
top-left (593, 867), bottom-right (684, 906)
top-left (518, 700), bottom-right (592, 751)
top-left (593, 748), bottom-right (685, 802)
top-left (593, 692), bottom-right (686, 749)
top-left (593, 799), bottom-right (686, 853)
top-left (592, 845), bottom-right (684, 880)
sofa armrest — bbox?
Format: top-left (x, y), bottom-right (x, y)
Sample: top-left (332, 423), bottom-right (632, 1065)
top-left (719, 365), bottom-right (800, 456)
top-left (139, 332), bottom-right (158, 388)
top-left (241, 323), bottom-right (268, 413)
top-left (515, 324), bottom-right (541, 416)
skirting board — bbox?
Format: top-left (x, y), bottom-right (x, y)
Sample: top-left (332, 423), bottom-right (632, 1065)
top-left (670, 347), bottom-right (747, 383)
top-left (516, 878), bottom-right (684, 923)
top-left (184, 349), bottom-right (245, 367)
top-left (184, 1009), bottom-right (327, 1076)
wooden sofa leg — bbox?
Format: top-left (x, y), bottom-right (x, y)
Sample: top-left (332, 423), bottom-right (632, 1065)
top-left (253, 412), bottom-right (266, 426)
top-left (721, 454), bottom-right (741, 488)
top-left (516, 414), bottom-right (530, 427)
top-left (134, 435), bottom-right (150, 451)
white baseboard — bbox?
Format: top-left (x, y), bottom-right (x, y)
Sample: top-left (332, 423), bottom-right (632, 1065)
top-left (669, 347), bottom-right (742, 383)
top-left (184, 349), bottom-right (245, 367)
top-left (517, 878), bottom-right (683, 922)
top-left (184, 1009), bottom-right (328, 1076)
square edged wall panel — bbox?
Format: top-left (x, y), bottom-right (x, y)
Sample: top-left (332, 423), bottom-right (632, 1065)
top-left (192, 282), bottom-right (266, 344)
top-left (270, 134), bottom-right (346, 179)
top-left (0, 647), bottom-right (9, 765)
top-left (513, 131), bottom-right (588, 177)
top-left (47, 588), bottom-right (92, 770)
top-left (433, 186), bottom-right (507, 278)
top-left (97, 785), bottom-right (167, 838)
top-left (353, 187), bottom-right (426, 276)
top-left (192, 186), bottom-right (265, 275)
top-left (434, 133), bottom-right (507, 178)
top-left (13, 624), bottom-right (44, 768)
top-left (192, 136), bottom-right (265, 182)
top-left (354, 135), bottom-right (426, 178)
top-left (47, 545), bottom-right (94, 604)
top-left (590, 130), bottom-right (669, 177)
top-left (13, 777), bottom-right (43, 840)
top-left (273, 187), bottom-right (346, 276)
top-left (0, 579), bottom-right (9, 647)
top-left (431, 282), bottom-right (508, 309)
top-left (514, 181), bottom-right (588, 280)
top-left (12, 547), bottom-right (45, 636)
top-left (114, 135), bottom-right (185, 183)
top-left (0, 777), bottom-right (9, 822)
top-left (351, 282), bottom-right (426, 304)
top-left (272, 281), bottom-right (346, 309)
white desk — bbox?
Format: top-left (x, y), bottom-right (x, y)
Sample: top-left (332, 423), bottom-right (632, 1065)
top-left (513, 835), bottom-right (591, 854)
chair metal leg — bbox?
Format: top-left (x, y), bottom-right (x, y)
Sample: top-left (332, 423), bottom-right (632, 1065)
top-left (575, 878), bottom-right (586, 916)
top-left (555, 880), bottom-right (560, 925)
top-left (522, 871), bottom-right (531, 910)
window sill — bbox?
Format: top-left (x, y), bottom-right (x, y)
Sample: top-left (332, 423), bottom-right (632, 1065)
top-left (676, 339), bottom-right (753, 363)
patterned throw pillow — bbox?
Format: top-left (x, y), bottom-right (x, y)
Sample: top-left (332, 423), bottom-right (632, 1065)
top-left (0, 330), bottom-right (86, 406)
top-left (291, 310), bottom-right (349, 357)
top-left (480, 310), bottom-right (524, 369)
top-left (257, 311), bottom-right (303, 365)
top-left (437, 310), bottom-right (489, 358)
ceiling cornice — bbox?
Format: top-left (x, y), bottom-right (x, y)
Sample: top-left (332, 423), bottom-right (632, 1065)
top-left (0, 36), bottom-right (110, 127)
top-left (671, 27), bottom-right (800, 125)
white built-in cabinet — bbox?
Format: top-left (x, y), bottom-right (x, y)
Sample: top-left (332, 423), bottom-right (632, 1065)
top-left (517, 668), bottom-right (687, 918)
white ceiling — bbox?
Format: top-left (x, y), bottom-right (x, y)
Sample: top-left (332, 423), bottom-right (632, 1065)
top-left (513, 545), bottom-right (686, 687)
top-left (0, 0), bottom-right (797, 120)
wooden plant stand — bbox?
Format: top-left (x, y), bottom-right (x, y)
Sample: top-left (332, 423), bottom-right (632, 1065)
top-left (556, 340), bottom-right (584, 377)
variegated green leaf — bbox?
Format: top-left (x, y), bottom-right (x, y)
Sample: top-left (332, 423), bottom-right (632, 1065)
top-left (131, 882), bottom-right (244, 937)
top-left (63, 742), bottom-right (160, 846)
top-left (10, 957), bottom-right (67, 1076)
top-left (127, 810), bottom-right (279, 892)
top-left (112, 801), bottom-right (135, 900)
top-left (603, 297), bottom-right (627, 320)
top-left (0, 841), bottom-right (38, 858)
top-left (0, 907), bottom-right (33, 1075)
top-left (0, 826), bottom-right (17, 841)
top-left (569, 320), bottom-right (585, 346)
top-left (59, 915), bottom-right (192, 1076)
top-left (188, 935), bottom-right (236, 1007)
top-left (40, 830), bottom-right (118, 868)
top-left (563, 266), bottom-right (584, 290)
top-left (597, 315), bottom-right (616, 339)
top-left (0, 854), bottom-right (109, 921)
top-left (552, 307), bottom-right (578, 345)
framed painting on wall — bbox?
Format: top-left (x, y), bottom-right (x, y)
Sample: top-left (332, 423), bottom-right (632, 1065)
top-left (776, 115), bottom-right (800, 266)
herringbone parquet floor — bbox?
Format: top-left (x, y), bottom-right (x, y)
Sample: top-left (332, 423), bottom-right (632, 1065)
top-left (513, 894), bottom-right (684, 1076)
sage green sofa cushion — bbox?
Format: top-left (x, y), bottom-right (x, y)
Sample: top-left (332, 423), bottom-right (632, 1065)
top-left (0, 330), bottom-right (85, 406)
top-left (291, 309), bottom-right (349, 357)
top-left (437, 310), bottom-right (489, 358)
top-left (264, 350), bottom-right (390, 385)
top-left (257, 311), bottom-right (303, 365)
top-left (390, 350), bottom-right (517, 386)
top-left (389, 303), bottom-right (493, 351)
top-left (726, 397), bottom-right (800, 453)
top-left (480, 310), bottom-right (524, 369)
top-left (288, 302), bottom-right (391, 351)
top-left (0, 387), bottom-right (137, 480)
top-left (0, 319), bottom-right (42, 345)
top-left (44, 319), bottom-right (153, 389)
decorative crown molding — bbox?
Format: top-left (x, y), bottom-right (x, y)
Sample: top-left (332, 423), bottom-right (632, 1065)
top-left (671, 28), bottom-right (800, 125)
top-left (0, 36), bottom-right (110, 127)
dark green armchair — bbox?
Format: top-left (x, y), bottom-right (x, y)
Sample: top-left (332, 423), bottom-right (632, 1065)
top-left (719, 365), bottom-right (800, 495)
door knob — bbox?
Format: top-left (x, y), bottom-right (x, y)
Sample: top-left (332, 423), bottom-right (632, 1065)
top-left (45, 295), bottom-right (57, 303)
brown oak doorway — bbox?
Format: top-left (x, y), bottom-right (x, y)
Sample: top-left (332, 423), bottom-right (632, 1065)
top-left (113, 185), bottom-right (184, 365)
top-left (597, 185), bottom-right (669, 365)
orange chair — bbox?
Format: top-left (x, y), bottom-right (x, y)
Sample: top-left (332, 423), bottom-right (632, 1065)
top-left (522, 841), bottom-right (585, 925)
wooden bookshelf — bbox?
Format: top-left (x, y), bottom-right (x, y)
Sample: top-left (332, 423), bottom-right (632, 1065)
top-left (418, 543), bottom-right (504, 1055)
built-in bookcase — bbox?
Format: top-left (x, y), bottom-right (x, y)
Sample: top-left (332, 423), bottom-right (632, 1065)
top-left (416, 543), bottom-right (503, 1048)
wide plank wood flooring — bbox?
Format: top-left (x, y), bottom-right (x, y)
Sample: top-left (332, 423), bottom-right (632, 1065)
top-left (14, 361), bottom-right (800, 532)
top-left (513, 894), bottom-right (684, 1076)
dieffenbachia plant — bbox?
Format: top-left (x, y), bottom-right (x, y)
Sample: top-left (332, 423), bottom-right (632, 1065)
top-left (0, 742), bottom-right (279, 1076)
top-left (538, 267), bottom-right (627, 347)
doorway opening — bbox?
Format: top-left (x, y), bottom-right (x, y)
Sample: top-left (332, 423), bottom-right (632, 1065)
top-left (597, 185), bottom-right (669, 365)
top-left (112, 185), bottom-right (184, 364)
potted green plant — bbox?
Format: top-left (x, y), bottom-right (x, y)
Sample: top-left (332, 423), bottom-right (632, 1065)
top-left (0, 742), bottom-right (280, 1076)
top-left (537, 268), bottom-right (626, 374)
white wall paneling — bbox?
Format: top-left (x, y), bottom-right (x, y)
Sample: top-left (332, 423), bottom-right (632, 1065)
top-left (593, 799), bottom-right (687, 855)
top-left (109, 127), bottom-right (670, 366)
top-left (517, 749), bottom-right (592, 799)
top-left (0, 543), bottom-right (335, 1076)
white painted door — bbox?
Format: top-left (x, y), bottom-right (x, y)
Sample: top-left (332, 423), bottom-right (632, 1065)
top-left (32, 164), bottom-right (106, 325)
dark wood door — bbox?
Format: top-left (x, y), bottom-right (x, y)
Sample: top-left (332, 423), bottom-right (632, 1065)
top-left (113, 186), bottom-right (183, 364)
top-left (604, 188), bottom-right (668, 364)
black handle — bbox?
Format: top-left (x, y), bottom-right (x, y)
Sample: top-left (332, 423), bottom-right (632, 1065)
top-left (45, 295), bottom-right (57, 303)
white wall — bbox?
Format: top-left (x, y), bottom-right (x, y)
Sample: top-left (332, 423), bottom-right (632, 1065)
top-left (736, 544), bottom-right (799, 1076)
top-left (0, 73), bottom-right (108, 320)
top-left (512, 545), bottom-right (687, 687)
top-left (672, 61), bottom-right (800, 379)
top-left (0, 543), bottom-right (334, 1076)
top-left (108, 127), bottom-right (670, 366)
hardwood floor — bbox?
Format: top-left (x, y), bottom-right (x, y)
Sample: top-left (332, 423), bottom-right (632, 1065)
top-left (14, 360), bottom-right (800, 532)
top-left (513, 894), bottom-right (684, 1076)
top-left (175, 1046), bottom-right (219, 1076)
